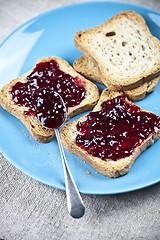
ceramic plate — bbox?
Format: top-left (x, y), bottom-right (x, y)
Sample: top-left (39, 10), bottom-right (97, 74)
top-left (0, 1), bottom-right (160, 194)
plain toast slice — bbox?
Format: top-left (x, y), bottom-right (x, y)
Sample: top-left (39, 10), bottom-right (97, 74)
top-left (0, 57), bottom-right (99, 143)
top-left (73, 55), bottom-right (159, 101)
top-left (74, 11), bottom-right (160, 90)
top-left (60, 89), bottom-right (160, 178)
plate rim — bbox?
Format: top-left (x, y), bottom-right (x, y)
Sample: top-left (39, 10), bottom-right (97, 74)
top-left (1, 0), bottom-right (160, 51)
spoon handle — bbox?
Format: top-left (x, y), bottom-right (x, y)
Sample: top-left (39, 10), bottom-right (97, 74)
top-left (55, 129), bottom-right (85, 219)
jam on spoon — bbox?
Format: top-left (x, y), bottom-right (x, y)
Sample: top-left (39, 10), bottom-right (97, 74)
top-left (36, 87), bottom-right (85, 219)
top-left (36, 87), bottom-right (67, 129)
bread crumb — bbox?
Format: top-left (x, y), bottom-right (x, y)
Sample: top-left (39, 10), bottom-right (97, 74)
top-left (24, 133), bottom-right (29, 138)
top-left (86, 170), bottom-right (91, 175)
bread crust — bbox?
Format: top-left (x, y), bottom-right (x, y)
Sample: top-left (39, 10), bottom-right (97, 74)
top-left (74, 11), bottom-right (160, 90)
top-left (60, 89), bottom-right (160, 178)
top-left (73, 55), bottom-right (159, 101)
top-left (0, 56), bottom-right (99, 143)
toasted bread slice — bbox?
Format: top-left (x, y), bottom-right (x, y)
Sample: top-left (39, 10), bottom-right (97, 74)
top-left (74, 11), bottom-right (160, 90)
top-left (73, 55), bottom-right (102, 84)
top-left (60, 89), bottom-right (160, 178)
top-left (73, 55), bottom-right (159, 101)
top-left (0, 57), bottom-right (99, 143)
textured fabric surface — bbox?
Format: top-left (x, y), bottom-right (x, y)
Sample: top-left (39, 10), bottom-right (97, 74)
top-left (0, 0), bottom-right (160, 239)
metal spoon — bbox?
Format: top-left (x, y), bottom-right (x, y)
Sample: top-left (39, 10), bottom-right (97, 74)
top-left (36, 87), bottom-right (85, 218)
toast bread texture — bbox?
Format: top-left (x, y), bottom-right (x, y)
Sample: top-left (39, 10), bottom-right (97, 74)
top-left (73, 55), bottom-right (159, 101)
top-left (0, 57), bottom-right (99, 143)
top-left (74, 11), bottom-right (160, 90)
top-left (60, 89), bottom-right (160, 178)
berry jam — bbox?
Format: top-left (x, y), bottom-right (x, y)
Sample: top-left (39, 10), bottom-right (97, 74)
top-left (76, 94), bottom-right (160, 161)
top-left (36, 88), bottom-right (66, 129)
top-left (10, 60), bottom-right (86, 116)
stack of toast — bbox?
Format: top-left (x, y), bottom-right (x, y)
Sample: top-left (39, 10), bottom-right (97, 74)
top-left (73, 11), bottom-right (160, 101)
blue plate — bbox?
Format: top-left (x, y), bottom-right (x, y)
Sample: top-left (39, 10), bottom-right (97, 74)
top-left (0, 1), bottom-right (160, 194)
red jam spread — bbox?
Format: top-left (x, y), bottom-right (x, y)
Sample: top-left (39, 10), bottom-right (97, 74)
top-left (10, 60), bottom-right (86, 116)
top-left (76, 94), bottom-right (160, 161)
top-left (36, 88), bottom-right (66, 129)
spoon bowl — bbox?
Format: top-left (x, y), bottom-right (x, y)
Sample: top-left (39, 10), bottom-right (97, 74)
top-left (36, 87), bottom-right (67, 130)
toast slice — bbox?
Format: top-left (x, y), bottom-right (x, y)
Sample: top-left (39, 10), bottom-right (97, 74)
top-left (60, 89), bottom-right (160, 178)
top-left (74, 11), bottom-right (160, 90)
top-left (73, 55), bottom-right (159, 101)
top-left (0, 57), bottom-right (99, 143)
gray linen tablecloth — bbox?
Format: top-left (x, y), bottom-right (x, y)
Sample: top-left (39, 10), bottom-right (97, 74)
top-left (0, 0), bottom-right (160, 239)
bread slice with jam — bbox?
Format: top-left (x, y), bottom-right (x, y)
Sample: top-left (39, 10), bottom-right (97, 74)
top-left (0, 57), bottom-right (99, 143)
top-left (74, 11), bottom-right (160, 90)
top-left (73, 55), bottom-right (159, 101)
top-left (60, 89), bottom-right (160, 178)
